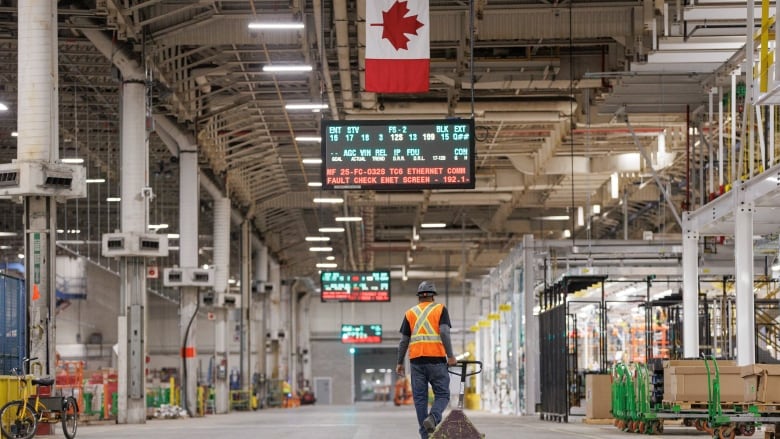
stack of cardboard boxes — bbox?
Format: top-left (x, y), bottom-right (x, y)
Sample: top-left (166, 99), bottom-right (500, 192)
top-left (663, 360), bottom-right (780, 404)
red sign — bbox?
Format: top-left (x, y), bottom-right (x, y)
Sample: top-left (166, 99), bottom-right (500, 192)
top-left (147, 266), bottom-right (158, 279)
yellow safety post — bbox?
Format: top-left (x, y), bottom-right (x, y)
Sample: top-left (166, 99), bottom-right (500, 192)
top-left (197, 386), bottom-right (204, 416)
top-left (169, 376), bottom-right (176, 405)
top-left (760, 0), bottom-right (771, 92)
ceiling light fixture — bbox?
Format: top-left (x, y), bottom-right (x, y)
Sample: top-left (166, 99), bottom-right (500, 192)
top-left (326, 256), bottom-right (336, 261)
top-left (302, 158), bottom-right (323, 164)
top-left (313, 197), bottom-right (343, 204)
top-left (11, 132), bottom-right (18, 137)
top-left (308, 182), bottom-right (322, 187)
top-left (420, 223), bottom-right (447, 228)
top-left (592, 204), bottom-right (601, 215)
top-left (309, 247), bottom-right (333, 252)
top-left (285, 103), bottom-right (328, 110)
top-left (85, 178), bottom-right (106, 183)
top-left (167, 233), bottom-right (180, 239)
top-left (295, 136), bottom-right (322, 142)
top-left (335, 217), bottom-right (362, 222)
top-left (248, 22), bottom-right (304, 30)
top-left (305, 236), bottom-right (330, 242)
top-left (148, 224), bottom-right (169, 231)
top-left (319, 227), bottom-right (345, 233)
top-left (106, 197), bottom-right (121, 202)
top-left (263, 65), bottom-right (313, 72)
top-left (0, 103), bottom-right (8, 111)
top-left (61, 158), bottom-right (84, 164)
top-left (316, 262), bottom-right (338, 268)
top-left (0, 232), bottom-right (17, 237)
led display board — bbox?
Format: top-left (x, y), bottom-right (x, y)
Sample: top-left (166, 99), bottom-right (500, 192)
top-left (341, 324), bottom-right (382, 344)
top-left (321, 119), bottom-right (476, 190)
top-left (320, 270), bottom-right (391, 302)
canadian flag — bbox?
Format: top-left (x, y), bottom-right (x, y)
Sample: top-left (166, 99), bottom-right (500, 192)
top-left (365, 0), bottom-right (430, 93)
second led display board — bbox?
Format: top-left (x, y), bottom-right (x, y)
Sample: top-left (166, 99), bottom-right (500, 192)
top-left (321, 119), bottom-right (476, 190)
top-left (320, 270), bottom-right (391, 302)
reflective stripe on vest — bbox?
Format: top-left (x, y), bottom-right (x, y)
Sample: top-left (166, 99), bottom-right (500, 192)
top-left (407, 302), bottom-right (446, 358)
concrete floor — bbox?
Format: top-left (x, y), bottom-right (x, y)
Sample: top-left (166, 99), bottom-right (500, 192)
top-left (73, 402), bottom-right (720, 438)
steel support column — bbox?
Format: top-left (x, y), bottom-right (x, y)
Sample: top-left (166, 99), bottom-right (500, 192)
top-left (178, 149), bottom-right (199, 415)
top-left (19, 0), bottom-right (58, 379)
top-left (213, 197), bottom-right (231, 414)
top-left (118, 79), bottom-right (149, 424)
top-left (682, 212), bottom-right (700, 358)
top-left (734, 188), bottom-right (756, 365)
top-left (240, 220), bottom-right (252, 391)
top-left (522, 234), bottom-right (539, 414)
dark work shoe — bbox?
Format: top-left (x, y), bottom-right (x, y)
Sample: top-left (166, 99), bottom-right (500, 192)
top-left (423, 415), bottom-right (436, 433)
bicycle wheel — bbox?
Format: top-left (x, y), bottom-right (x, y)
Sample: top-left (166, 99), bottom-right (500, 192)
top-left (61, 397), bottom-right (77, 439)
top-left (0, 400), bottom-right (37, 439)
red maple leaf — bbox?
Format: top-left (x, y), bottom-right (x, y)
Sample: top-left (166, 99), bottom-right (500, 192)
top-left (370, 1), bottom-right (424, 51)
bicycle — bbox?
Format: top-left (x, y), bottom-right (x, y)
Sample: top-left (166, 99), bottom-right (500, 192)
top-left (0, 357), bottom-right (78, 439)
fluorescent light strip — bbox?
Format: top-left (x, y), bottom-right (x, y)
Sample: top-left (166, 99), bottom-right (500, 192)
top-left (263, 65), bottom-right (313, 72)
top-left (308, 182), bottom-right (322, 187)
top-left (285, 103), bottom-right (328, 110)
top-left (0, 103), bottom-right (8, 111)
top-left (313, 197), bottom-right (343, 204)
top-left (0, 232), bottom-right (17, 237)
top-left (319, 227), bottom-right (345, 233)
top-left (148, 224), bottom-right (169, 230)
top-left (11, 131), bottom-right (18, 137)
top-left (305, 236), bottom-right (330, 242)
top-left (167, 233), bottom-right (180, 239)
top-left (248, 22), bottom-right (304, 30)
top-left (85, 178), bottom-right (106, 183)
top-left (106, 197), bottom-right (121, 202)
top-left (420, 223), bottom-right (447, 228)
top-left (326, 256), bottom-right (336, 261)
top-left (335, 217), bottom-right (362, 222)
top-left (295, 136), bottom-right (322, 142)
top-left (309, 247), bottom-right (333, 252)
top-left (316, 262), bottom-right (338, 268)
top-left (61, 158), bottom-right (84, 164)
top-left (302, 158), bottom-right (323, 164)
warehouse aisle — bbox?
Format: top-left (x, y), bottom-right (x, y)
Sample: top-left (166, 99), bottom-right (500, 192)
top-left (75, 402), bottom-right (715, 438)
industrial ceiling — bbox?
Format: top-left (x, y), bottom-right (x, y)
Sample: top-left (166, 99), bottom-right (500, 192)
top-left (0, 0), bottom-right (743, 289)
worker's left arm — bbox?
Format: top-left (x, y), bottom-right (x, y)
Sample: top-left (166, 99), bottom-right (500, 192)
top-left (439, 307), bottom-right (456, 365)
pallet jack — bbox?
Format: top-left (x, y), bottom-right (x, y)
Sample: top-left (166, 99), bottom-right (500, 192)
top-left (430, 360), bottom-right (485, 439)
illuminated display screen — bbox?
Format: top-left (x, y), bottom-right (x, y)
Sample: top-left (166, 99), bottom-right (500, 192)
top-left (341, 324), bottom-right (383, 344)
top-left (320, 270), bottom-right (391, 302)
top-left (321, 119), bottom-right (476, 190)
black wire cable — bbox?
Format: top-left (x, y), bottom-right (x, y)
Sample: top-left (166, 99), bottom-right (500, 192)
top-left (181, 297), bottom-right (200, 417)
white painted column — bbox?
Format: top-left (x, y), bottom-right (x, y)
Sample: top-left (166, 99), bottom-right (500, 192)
top-left (18, 0), bottom-right (59, 382)
top-left (213, 197), bottom-right (231, 413)
top-left (117, 78), bottom-right (150, 424)
top-left (734, 186), bottom-right (756, 366)
top-left (178, 149), bottom-right (199, 415)
top-left (522, 234), bottom-right (539, 414)
top-left (682, 213), bottom-right (700, 358)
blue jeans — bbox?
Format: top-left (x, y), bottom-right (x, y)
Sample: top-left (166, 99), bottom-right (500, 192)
top-left (410, 362), bottom-right (450, 439)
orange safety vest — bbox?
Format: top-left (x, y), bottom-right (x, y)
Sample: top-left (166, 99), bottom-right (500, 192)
top-left (405, 302), bottom-right (446, 359)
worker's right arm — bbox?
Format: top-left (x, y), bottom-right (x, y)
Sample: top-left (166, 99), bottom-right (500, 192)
top-left (397, 316), bottom-right (411, 376)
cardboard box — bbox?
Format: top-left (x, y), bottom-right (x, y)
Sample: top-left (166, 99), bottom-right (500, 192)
top-left (745, 364), bottom-right (780, 403)
top-left (740, 365), bottom-right (763, 403)
top-left (585, 374), bottom-right (613, 419)
top-left (664, 362), bottom-right (742, 402)
top-left (663, 360), bottom-right (736, 403)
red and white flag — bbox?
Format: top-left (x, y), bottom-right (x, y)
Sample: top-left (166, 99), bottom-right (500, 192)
top-left (365, 0), bottom-right (429, 93)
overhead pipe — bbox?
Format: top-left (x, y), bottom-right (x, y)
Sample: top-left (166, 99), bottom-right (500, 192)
top-left (312, 0), bottom-right (339, 119)
top-left (333, 0), bottom-right (354, 110)
top-left (345, 100), bottom-right (577, 116)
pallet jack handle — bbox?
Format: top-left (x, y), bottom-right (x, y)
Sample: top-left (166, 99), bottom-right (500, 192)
top-left (449, 360), bottom-right (483, 381)
top-left (449, 360), bottom-right (482, 409)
